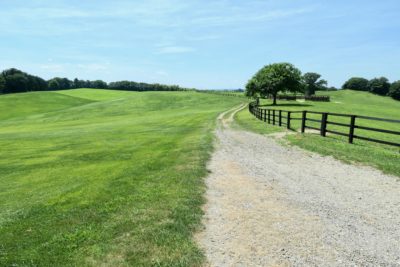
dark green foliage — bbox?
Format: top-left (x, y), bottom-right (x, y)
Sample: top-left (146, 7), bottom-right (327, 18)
top-left (302, 72), bottom-right (327, 96)
top-left (342, 77), bottom-right (369, 91)
top-left (0, 76), bottom-right (5, 93)
top-left (367, 77), bottom-right (390, 96)
top-left (389, 81), bottom-right (400, 100)
top-left (1, 68), bottom-right (47, 94)
top-left (246, 63), bottom-right (302, 105)
top-left (47, 77), bottom-right (73, 90)
top-left (108, 80), bottom-right (184, 92)
top-left (244, 78), bottom-right (257, 97)
top-left (48, 79), bottom-right (60, 90)
top-left (90, 80), bottom-right (108, 89)
top-left (0, 68), bottom-right (188, 95)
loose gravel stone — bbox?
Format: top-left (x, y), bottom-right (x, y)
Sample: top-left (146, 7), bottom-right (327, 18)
top-left (196, 105), bottom-right (400, 267)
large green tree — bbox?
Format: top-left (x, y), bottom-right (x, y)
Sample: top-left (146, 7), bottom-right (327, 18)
top-left (342, 77), bottom-right (369, 91)
top-left (246, 63), bottom-right (302, 105)
top-left (0, 75), bottom-right (5, 94)
top-left (302, 72), bottom-right (327, 96)
top-left (2, 69), bottom-right (29, 93)
top-left (368, 77), bottom-right (390, 96)
top-left (1, 68), bottom-right (47, 93)
top-left (389, 81), bottom-right (400, 100)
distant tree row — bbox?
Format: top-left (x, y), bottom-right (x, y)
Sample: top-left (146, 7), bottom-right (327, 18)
top-left (245, 63), bottom-right (400, 104)
top-left (0, 68), bottom-right (188, 95)
top-left (342, 77), bottom-right (400, 100)
top-left (108, 81), bottom-right (184, 92)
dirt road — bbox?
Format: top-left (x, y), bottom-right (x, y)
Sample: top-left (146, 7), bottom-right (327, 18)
top-left (197, 105), bottom-right (400, 266)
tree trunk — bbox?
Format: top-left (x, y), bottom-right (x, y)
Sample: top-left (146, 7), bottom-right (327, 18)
top-left (272, 94), bottom-right (277, 105)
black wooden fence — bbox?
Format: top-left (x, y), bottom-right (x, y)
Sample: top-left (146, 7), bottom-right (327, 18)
top-left (249, 101), bottom-right (400, 147)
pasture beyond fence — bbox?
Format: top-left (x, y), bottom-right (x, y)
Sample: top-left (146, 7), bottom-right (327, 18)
top-left (249, 101), bottom-right (400, 147)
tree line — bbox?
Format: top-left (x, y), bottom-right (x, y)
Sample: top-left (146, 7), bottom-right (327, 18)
top-left (0, 68), bottom-right (189, 95)
top-left (342, 77), bottom-right (400, 100)
top-left (245, 63), bottom-right (400, 105)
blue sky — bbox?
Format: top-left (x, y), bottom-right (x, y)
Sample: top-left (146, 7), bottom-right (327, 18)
top-left (0, 0), bottom-right (399, 89)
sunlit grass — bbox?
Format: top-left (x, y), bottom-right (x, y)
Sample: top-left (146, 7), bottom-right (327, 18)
top-left (235, 90), bottom-right (400, 176)
top-left (0, 89), bottom-right (244, 266)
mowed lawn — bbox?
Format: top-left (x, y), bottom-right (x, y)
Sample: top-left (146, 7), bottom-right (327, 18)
top-left (235, 90), bottom-right (400, 176)
top-left (0, 89), bottom-right (244, 266)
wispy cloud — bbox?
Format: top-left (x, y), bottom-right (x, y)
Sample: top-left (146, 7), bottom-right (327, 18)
top-left (191, 8), bottom-right (313, 27)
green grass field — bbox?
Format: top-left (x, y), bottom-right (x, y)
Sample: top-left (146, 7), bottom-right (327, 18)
top-left (0, 89), bottom-right (244, 266)
top-left (235, 90), bottom-right (400, 176)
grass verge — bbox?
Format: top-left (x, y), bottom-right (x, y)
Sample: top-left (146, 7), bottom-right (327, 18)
top-left (234, 90), bottom-right (400, 177)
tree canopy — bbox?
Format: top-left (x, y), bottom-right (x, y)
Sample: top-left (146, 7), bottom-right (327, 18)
top-left (367, 77), bottom-right (390, 96)
top-left (342, 77), bottom-right (369, 91)
top-left (245, 63), bottom-right (302, 105)
top-left (0, 75), bottom-right (5, 94)
top-left (389, 81), bottom-right (400, 100)
top-left (302, 72), bottom-right (327, 96)
top-left (1, 68), bottom-right (47, 94)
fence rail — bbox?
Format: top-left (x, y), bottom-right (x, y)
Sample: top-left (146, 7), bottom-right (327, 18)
top-left (249, 101), bottom-right (400, 147)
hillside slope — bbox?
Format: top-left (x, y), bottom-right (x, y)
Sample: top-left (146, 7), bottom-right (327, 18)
top-left (0, 89), bottom-right (244, 266)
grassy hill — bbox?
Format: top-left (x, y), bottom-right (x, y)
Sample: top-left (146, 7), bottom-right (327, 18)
top-left (0, 89), bottom-right (244, 266)
top-left (235, 90), bottom-right (400, 176)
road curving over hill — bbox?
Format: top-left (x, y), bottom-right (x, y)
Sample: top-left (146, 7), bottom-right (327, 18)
top-left (197, 104), bottom-right (400, 266)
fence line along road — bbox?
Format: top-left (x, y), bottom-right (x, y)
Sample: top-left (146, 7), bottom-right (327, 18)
top-left (249, 101), bottom-right (400, 147)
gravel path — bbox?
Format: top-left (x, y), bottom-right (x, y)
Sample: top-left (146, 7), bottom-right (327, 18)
top-left (197, 105), bottom-right (400, 267)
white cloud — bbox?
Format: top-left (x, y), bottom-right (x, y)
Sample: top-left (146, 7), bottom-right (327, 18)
top-left (191, 8), bottom-right (313, 27)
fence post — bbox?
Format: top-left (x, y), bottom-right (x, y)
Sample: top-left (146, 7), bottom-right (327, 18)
top-left (273, 110), bottom-right (276, 125)
top-left (287, 112), bottom-right (291, 129)
top-left (279, 110), bottom-right (282, 126)
top-left (268, 110), bottom-right (270, 124)
top-left (349, 115), bottom-right (356, 144)
top-left (264, 109), bottom-right (266, 122)
top-left (301, 111), bottom-right (307, 133)
top-left (320, 113), bottom-right (328, 137)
